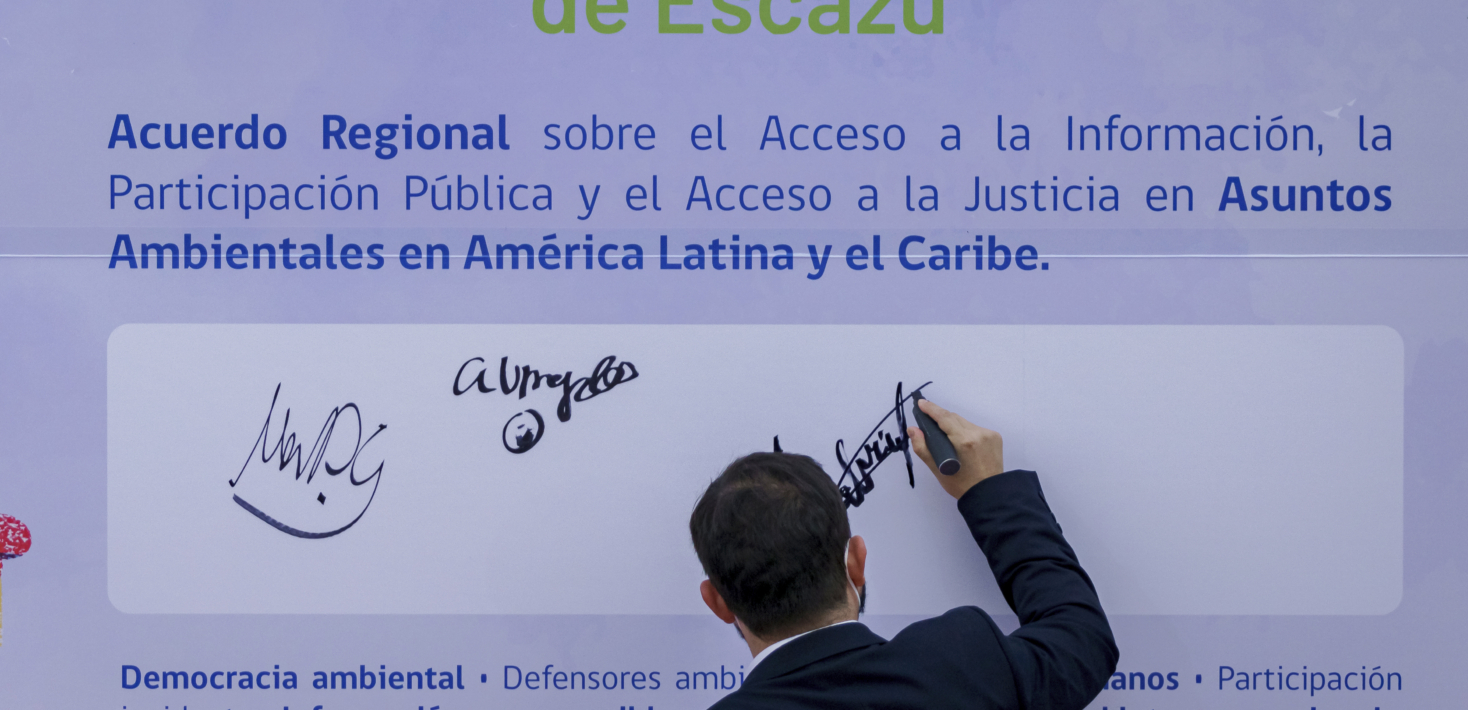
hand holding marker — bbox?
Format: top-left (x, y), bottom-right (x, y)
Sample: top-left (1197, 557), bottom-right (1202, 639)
top-left (0, 514), bottom-right (31, 646)
top-left (908, 391), bottom-right (1007, 501)
top-left (911, 390), bottom-right (961, 475)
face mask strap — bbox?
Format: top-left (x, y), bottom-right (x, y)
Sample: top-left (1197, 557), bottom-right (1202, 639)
top-left (844, 538), bottom-right (862, 613)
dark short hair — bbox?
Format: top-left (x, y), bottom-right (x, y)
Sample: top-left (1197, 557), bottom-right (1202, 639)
top-left (689, 452), bottom-right (851, 638)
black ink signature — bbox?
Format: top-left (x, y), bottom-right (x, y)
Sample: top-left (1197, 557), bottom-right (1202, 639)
top-left (502, 409), bottom-right (545, 454)
top-left (833, 381), bottom-right (932, 508)
top-left (453, 354), bottom-right (638, 453)
top-left (228, 384), bottom-right (387, 538)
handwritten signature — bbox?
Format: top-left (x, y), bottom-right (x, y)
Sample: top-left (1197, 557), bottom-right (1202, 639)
top-left (228, 384), bottom-right (387, 538)
top-left (453, 354), bottom-right (639, 453)
top-left (833, 381), bottom-right (932, 508)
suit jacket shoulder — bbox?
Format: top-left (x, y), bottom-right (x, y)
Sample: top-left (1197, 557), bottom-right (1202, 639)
top-left (711, 612), bottom-right (1021, 709)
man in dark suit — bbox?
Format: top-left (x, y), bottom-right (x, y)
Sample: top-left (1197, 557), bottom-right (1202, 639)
top-left (689, 399), bottom-right (1118, 709)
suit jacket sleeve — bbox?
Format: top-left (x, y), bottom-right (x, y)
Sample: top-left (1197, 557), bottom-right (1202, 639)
top-left (957, 470), bottom-right (1119, 710)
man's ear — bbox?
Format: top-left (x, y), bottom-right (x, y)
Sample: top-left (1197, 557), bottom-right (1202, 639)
top-left (847, 535), bottom-right (868, 589)
top-left (700, 579), bottom-right (739, 624)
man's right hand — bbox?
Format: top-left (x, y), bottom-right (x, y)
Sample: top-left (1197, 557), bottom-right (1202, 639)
top-left (908, 398), bottom-right (1004, 500)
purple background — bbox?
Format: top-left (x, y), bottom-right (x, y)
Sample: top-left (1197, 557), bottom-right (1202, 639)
top-left (2, 2), bottom-right (1464, 707)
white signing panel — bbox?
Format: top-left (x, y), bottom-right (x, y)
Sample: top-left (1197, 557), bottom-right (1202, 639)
top-left (107, 325), bottom-right (1402, 616)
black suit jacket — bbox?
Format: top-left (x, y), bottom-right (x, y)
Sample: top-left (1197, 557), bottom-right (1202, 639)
top-left (710, 470), bottom-right (1118, 710)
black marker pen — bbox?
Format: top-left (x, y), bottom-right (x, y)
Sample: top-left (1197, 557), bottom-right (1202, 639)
top-left (911, 390), bottom-right (961, 476)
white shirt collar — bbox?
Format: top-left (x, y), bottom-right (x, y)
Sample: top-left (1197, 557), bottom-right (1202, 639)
top-left (747, 619), bottom-right (860, 673)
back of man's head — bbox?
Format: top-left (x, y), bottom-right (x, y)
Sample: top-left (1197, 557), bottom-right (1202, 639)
top-left (689, 452), bottom-right (851, 639)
